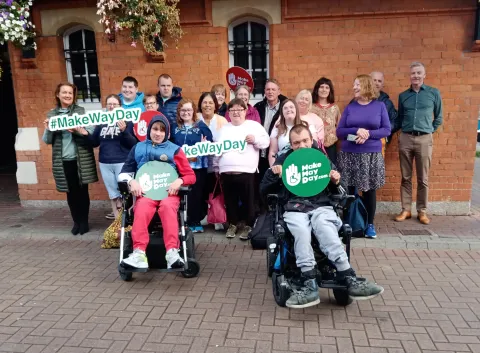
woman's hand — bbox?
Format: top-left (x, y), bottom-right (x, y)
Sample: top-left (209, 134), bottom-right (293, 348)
top-left (201, 135), bottom-right (207, 142)
top-left (43, 118), bottom-right (50, 130)
top-left (168, 178), bottom-right (184, 196)
top-left (117, 120), bottom-right (127, 132)
top-left (245, 134), bottom-right (255, 144)
top-left (129, 180), bottom-right (143, 197)
top-left (356, 136), bottom-right (367, 144)
top-left (356, 128), bottom-right (369, 139)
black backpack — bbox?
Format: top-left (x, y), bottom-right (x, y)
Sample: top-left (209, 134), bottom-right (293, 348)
top-left (248, 212), bottom-right (274, 249)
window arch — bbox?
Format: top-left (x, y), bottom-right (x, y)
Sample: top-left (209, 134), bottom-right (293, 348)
top-left (63, 25), bottom-right (100, 104)
top-left (228, 17), bottom-right (269, 103)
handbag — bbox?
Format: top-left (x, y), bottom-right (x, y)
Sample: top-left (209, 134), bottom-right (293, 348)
top-left (344, 189), bottom-right (368, 238)
top-left (101, 208), bottom-right (132, 249)
top-left (207, 177), bottom-right (227, 224)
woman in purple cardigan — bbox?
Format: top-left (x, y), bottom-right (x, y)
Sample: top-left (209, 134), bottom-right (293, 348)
top-left (336, 74), bottom-right (391, 239)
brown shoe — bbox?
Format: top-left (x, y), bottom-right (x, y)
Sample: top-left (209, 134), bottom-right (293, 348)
top-left (417, 212), bottom-right (430, 225)
top-left (394, 211), bottom-right (411, 222)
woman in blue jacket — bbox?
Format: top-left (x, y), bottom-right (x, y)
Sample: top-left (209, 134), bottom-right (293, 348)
top-left (90, 94), bottom-right (138, 219)
top-left (171, 98), bottom-right (213, 232)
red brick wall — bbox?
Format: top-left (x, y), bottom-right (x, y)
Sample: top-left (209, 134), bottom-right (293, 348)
top-left (273, 1), bottom-right (480, 203)
top-left (10, 0), bottom-right (480, 205)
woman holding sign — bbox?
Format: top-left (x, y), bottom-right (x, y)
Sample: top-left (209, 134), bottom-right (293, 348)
top-left (213, 98), bottom-right (270, 239)
top-left (171, 98), bottom-right (213, 233)
top-left (42, 82), bottom-right (98, 235)
top-left (336, 75), bottom-right (391, 239)
top-left (90, 94), bottom-right (138, 220)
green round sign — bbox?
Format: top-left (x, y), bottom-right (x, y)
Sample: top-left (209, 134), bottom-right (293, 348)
top-left (282, 148), bottom-right (332, 197)
top-left (135, 161), bottom-right (178, 200)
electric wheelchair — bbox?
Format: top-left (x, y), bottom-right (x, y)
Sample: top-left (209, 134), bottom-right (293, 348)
top-left (117, 181), bottom-right (200, 281)
top-left (265, 186), bottom-right (362, 307)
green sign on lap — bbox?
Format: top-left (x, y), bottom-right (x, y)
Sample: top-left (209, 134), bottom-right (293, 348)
top-left (282, 148), bottom-right (331, 197)
top-left (135, 161), bottom-right (178, 201)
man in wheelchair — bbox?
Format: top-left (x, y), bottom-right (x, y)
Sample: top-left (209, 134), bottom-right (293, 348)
top-left (260, 124), bottom-right (384, 308)
top-left (118, 115), bottom-right (196, 270)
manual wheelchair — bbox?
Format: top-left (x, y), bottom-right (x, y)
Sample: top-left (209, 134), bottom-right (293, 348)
top-left (266, 186), bottom-right (361, 307)
top-left (117, 181), bottom-right (200, 281)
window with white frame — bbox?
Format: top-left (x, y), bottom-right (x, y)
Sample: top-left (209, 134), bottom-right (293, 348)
top-left (63, 25), bottom-right (100, 105)
top-left (228, 18), bottom-right (269, 103)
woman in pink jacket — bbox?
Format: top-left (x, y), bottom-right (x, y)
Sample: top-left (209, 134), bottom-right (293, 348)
top-left (225, 85), bottom-right (261, 124)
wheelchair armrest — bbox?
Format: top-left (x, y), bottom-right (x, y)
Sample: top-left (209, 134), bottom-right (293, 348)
top-left (118, 181), bottom-right (130, 196)
top-left (179, 186), bottom-right (191, 196)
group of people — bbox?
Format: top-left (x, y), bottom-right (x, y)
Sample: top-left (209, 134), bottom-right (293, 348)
top-left (42, 61), bottom-right (442, 249)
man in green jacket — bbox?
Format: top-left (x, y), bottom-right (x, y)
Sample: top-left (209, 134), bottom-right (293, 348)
top-left (393, 62), bottom-right (443, 225)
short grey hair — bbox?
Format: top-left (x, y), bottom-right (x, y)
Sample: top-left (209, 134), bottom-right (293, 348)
top-left (410, 61), bottom-right (426, 71)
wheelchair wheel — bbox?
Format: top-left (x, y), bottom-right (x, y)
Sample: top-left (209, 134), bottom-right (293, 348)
top-left (333, 289), bottom-right (353, 306)
top-left (186, 230), bottom-right (195, 259)
top-left (119, 267), bottom-right (133, 282)
top-left (272, 273), bottom-right (290, 307)
top-left (266, 236), bottom-right (276, 278)
top-left (181, 258), bottom-right (200, 278)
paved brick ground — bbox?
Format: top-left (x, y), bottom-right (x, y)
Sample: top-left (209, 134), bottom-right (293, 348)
top-left (0, 239), bottom-right (479, 353)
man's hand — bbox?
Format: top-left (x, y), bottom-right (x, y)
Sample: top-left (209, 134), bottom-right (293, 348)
top-left (168, 178), bottom-right (183, 196)
top-left (356, 128), bottom-right (369, 139)
top-left (245, 134), bottom-right (255, 144)
top-left (129, 179), bottom-right (143, 197)
top-left (271, 165), bottom-right (282, 178)
top-left (329, 170), bottom-right (340, 185)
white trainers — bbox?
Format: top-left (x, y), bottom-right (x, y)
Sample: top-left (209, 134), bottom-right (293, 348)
top-left (122, 249), bottom-right (148, 269)
top-left (166, 248), bottom-right (185, 269)
top-left (200, 215), bottom-right (208, 226)
top-left (215, 223), bottom-right (224, 231)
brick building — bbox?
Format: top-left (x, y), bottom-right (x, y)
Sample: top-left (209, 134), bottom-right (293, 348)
top-left (4, 0), bottom-right (480, 214)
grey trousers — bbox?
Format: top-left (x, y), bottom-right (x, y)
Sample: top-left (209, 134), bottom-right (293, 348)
top-left (284, 206), bottom-right (350, 273)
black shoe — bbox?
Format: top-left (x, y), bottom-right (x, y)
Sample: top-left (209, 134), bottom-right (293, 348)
top-left (79, 223), bottom-right (89, 235)
top-left (71, 223), bottom-right (80, 236)
top-left (336, 268), bottom-right (384, 300)
top-left (290, 269), bottom-right (317, 290)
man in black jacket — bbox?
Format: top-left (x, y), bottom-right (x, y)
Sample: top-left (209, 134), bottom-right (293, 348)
top-left (254, 78), bottom-right (288, 180)
top-left (260, 124), bottom-right (384, 309)
top-left (371, 71), bottom-right (398, 144)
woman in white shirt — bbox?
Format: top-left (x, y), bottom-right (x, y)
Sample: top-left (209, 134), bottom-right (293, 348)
top-left (213, 98), bottom-right (270, 239)
top-left (196, 92), bottom-right (228, 230)
top-left (268, 99), bottom-right (314, 166)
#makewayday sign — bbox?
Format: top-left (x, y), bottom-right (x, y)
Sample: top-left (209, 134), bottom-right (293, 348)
top-left (282, 148), bottom-right (331, 197)
top-left (135, 161), bottom-right (178, 201)
top-left (133, 111), bottom-right (161, 142)
top-left (226, 66), bottom-right (254, 93)
top-left (48, 107), bottom-right (141, 131)
top-left (182, 139), bottom-right (247, 158)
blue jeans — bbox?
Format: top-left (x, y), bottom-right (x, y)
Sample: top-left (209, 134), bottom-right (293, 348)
top-left (99, 162), bottom-right (124, 199)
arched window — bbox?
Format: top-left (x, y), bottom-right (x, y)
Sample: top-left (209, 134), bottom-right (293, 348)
top-left (63, 25), bottom-right (100, 104)
top-left (228, 18), bottom-right (269, 103)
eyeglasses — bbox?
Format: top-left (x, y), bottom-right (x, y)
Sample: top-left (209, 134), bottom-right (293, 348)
top-left (145, 102), bottom-right (157, 106)
top-left (107, 103), bottom-right (120, 107)
top-left (180, 109), bottom-right (194, 114)
top-left (228, 109), bottom-right (245, 114)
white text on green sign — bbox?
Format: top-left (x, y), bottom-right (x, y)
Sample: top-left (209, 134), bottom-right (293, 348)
top-left (48, 107), bottom-right (141, 131)
top-left (182, 140), bottom-right (247, 158)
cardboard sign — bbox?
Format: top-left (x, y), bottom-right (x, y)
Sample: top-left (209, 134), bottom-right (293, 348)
top-left (48, 107), bottom-right (141, 131)
top-left (135, 161), bottom-right (178, 201)
top-left (182, 139), bottom-right (247, 158)
top-left (134, 111), bottom-right (164, 142)
top-left (282, 148), bottom-right (331, 197)
top-left (226, 66), bottom-right (254, 93)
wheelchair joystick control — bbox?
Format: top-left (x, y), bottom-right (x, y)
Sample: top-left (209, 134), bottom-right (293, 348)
top-left (269, 243), bottom-right (276, 252)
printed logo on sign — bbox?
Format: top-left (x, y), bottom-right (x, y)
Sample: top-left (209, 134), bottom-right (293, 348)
top-left (137, 120), bottom-right (148, 136)
top-left (228, 73), bottom-right (236, 86)
top-left (282, 149), bottom-right (332, 197)
top-left (135, 161), bottom-right (178, 201)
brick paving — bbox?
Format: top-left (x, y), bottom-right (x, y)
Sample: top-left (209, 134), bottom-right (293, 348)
top-left (0, 239), bottom-right (479, 353)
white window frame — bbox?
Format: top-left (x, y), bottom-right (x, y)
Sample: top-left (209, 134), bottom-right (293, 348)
top-left (228, 17), bottom-right (269, 105)
top-left (63, 25), bottom-right (101, 111)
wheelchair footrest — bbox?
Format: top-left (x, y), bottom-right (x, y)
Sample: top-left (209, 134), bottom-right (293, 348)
top-left (119, 263), bottom-right (186, 273)
top-left (319, 280), bottom-right (347, 290)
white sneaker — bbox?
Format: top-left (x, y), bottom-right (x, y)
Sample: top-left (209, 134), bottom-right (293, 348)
top-left (166, 248), bottom-right (185, 269)
top-left (200, 215), bottom-right (208, 226)
top-left (214, 223), bottom-right (224, 231)
top-left (122, 249), bottom-right (148, 269)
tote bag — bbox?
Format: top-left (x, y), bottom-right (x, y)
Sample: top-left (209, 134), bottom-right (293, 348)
top-left (207, 177), bottom-right (227, 224)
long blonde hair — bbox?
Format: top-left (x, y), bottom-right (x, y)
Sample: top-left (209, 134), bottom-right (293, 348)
top-left (356, 74), bottom-right (379, 101)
